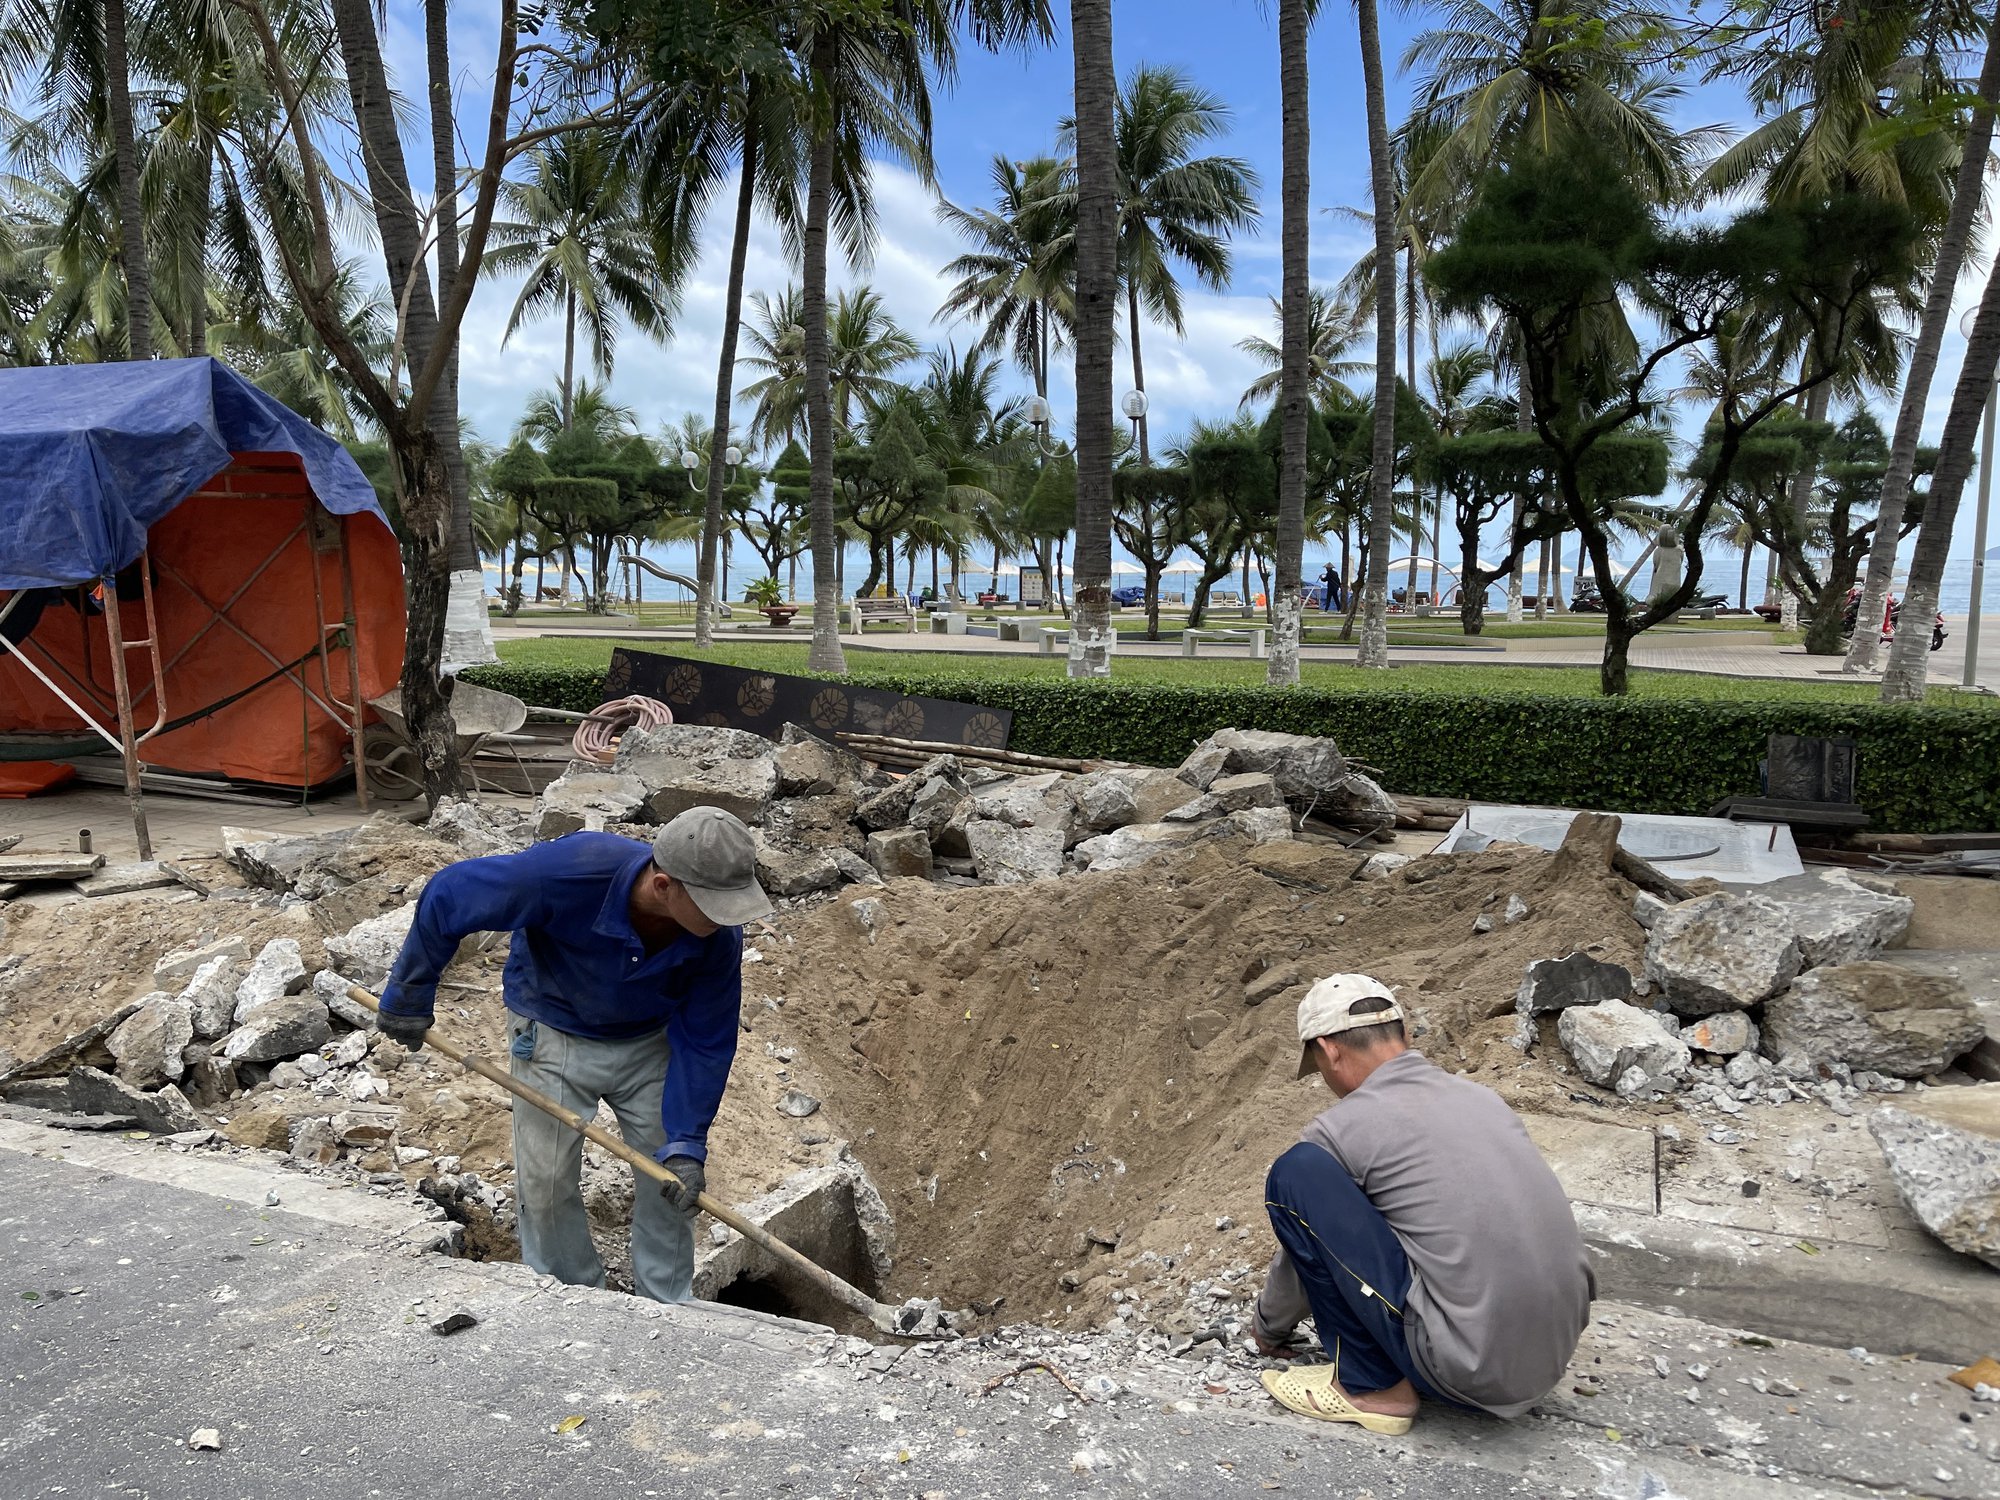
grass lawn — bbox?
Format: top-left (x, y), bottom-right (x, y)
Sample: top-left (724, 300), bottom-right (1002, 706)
top-left (490, 635), bottom-right (1984, 706)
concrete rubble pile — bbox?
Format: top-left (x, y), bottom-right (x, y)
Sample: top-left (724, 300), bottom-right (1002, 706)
top-left (523, 723), bottom-right (1399, 895)
top-left (0, 802), bottom-right (543, 1218)
top-left (1530, 867), bottom-right (1984, 1111)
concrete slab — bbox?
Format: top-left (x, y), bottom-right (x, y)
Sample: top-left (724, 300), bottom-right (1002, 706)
top-left (1441, 806), bottom-right (1803, 883)
top-left (1523, 1113), bottom-right (1657, 1213)
top-left (1877, 949), bottom-right (2000, 1080)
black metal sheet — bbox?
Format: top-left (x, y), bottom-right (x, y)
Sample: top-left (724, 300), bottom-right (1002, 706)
top-left (603, 647), bottom-right (1011, 749)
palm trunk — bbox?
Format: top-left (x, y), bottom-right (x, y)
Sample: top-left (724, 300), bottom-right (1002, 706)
top-left (331, 0), bottom-right (469, 801)
top-left (1268, 0), bottom-right (1310, 686)
top-left (105, 0), bottom-right (152, 363)
top-left (1507, 352), bottom-right (1529, 622)
top-left (1535, 535), bottom-right (1551, 619)
top-left (1126, 278), bottom-right (1150, 465)
top-left (424, 0), bottom-right (475, 575)
top-left (1355, 0), bottom-right (1396, 668)
top-left (1067, 0), bottom-right (1116, 678)
top-left (1779, 377), bottom-right (1829, 629)
top-left (1739, 540), bottom-right (1753, 610)
top-left (1883, 259), bottom-right (2000, 699)
top-left (1851, 12), bottom-right (2000, 672)
top-left (188, 140), bottom-right (213, 353)
top-left (804, 37), bottom-right (847, 676)
top-left (697, 113), bottom-right (759, 649)
top-left (561, 289), bottom-right (577, 431)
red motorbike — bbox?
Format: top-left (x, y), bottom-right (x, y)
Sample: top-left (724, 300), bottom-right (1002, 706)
top-left (1841, 586), bottom-right (1947, 652)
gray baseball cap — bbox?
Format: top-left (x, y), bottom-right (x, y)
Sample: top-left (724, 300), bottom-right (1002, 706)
top-left (650, 806), bottom-right (773, 927)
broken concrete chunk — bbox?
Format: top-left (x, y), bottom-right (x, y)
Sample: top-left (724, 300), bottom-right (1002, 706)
top-left (154, 935), bottom-right (250, 983)
top-left (1867, 1084), bottom-right (2000, 1270)
top-left (177, 957), bottom-right (242, 1041)
top-left (1106, 767), bottom-right (1200, 825)
top-left (1517, 954), bottom-right (1633, 1016)
top-left (1184, 1008), bottom-right (1231, 1050)
top-left (1762, 962), bottom-right (1982, 1078)
top-left (1355, 852), bottom-right (1411, 882)
top-left (970, 771), bottom-right (1072, 831)
top-left (1162, 772), bottom-right (1283, 822)
top-left (614, 726), bottom-right (779, 825)
top-left (1643, 892), bottom-right (1801, 1017)
top-left (1227, 806), bottom-right (1295, 846)
top-left (865, 828), bottom-right (933, 882)
top-left (964, 820), bottom-right (1065, 884)
top-left (1318, 772), bottom-right (1399, 829)
top-left (107, 992), bottom-right (195, 1089)
top-left (66, 1067), bottom-right (201, 1133)
top-left (323, 902), bottom-right (418, 991)
top-left (763, 794), bottom-right (864, 855)
top-left (331, 1104), bottom-right (401, 1146)
top-left (907, 774), bottom-right (975, 848)
top-left (773, 726), bottom-right (872, 798)
top-left (534, 765), bottom-right (650, 840)
top-left (425, 797), bottom-right (533, 856)
top-left (856, 756), bottom-right (966, 831)
top-left (289, 1115), bottom-right (341, 1166)
top-left (1557, 1000), bottom-right (1691, 1095)
top-left (1682, 1011), bottom-right (1759, 1057)
top-left (1760, 869), bottom-right (1915, 969)
top-left (1503, 895), bottom-right (1531, 926)
top-left (828, 848), bottom-right (882, 886)
top-left (313, 970), bottom-right (374, 1030)
top-left (225, 826), bottom-right (362, 894)
top-left (221, 995), bottom-right (333, 1064)
top-left (1632, 891), bottom-right (1669, 930)
top-left (752, 837), bottom-right (844, 899)
top-left (1175, 743), bottom-right (1231, 790)
top-left (1065, 770), bottom-right (1140, 833)
top-left (232, 938), bottom-right (309, 1024)
top-left (1185, 728), bottom-right (1349, 806)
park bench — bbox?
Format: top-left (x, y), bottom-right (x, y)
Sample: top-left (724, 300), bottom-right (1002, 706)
top-left (850, 595), bottom-right (918, 634)
top-left (1035, 625), bottom-right (1117, 655)
top-left (1182, 626), bottom-right (1268, 659)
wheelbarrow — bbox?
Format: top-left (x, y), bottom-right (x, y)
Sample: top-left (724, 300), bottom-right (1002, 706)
top-left (362, 681), bottom-right (529, 801)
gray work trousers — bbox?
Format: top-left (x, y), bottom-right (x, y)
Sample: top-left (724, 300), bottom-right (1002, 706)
top-left (507, 1014), bottom-right (694, 1303)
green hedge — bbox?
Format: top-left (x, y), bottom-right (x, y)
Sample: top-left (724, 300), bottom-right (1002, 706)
top-left (463, 662), bottom-right (1999, 833)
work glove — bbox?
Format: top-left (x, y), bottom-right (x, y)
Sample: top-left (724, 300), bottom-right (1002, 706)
top-left (657, 1154), bottom-right (705, 1215)
top-left (375, 1012), bottom-right (431, 1053)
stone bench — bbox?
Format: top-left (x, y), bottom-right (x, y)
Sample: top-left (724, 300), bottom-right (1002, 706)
top-left (1182, 627), bottom-right (1267, 659)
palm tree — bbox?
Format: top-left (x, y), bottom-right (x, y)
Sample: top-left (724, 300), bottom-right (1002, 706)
top-left (1702, 4), bottom-right (1966, 635)
top-left (485, 129), bottom-right (675, 432)
top-left (622, 65), bottom-right (806, 646)
top-left (935, 153), bottom-right (1075, 396)
top-left (1354, 0), bottom-right (1398, 669)
top-left (1063, 64), bottom-right (1260, 465)
top-left (1068, 0), bottom-right (1118, 678)
top-left (740, 283), bottom-right (919, 448)
top-left (1238, 286), bottom-right (1369, 409)
top-left (206, 260), bottom-right (393, 439)
top-left (1269, 0), bottom-right (1312, 686)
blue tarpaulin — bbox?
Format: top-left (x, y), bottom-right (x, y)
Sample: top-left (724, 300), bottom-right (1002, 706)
top-left (0, 357), bottom-right (387, 590)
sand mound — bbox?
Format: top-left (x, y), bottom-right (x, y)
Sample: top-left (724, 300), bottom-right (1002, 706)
top-left (740, 838), bottom-right (1646, 1326)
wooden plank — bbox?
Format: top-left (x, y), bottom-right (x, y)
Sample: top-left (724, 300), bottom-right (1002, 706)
top-left (0, 853), bottom-right (105, 883)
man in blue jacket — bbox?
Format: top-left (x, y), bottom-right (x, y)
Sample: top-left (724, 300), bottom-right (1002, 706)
top-left (374, 806), bottom-right (772, 1304)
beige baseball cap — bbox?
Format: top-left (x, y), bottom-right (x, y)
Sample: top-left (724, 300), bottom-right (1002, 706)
top-left (651, 807), bottom-right (774, 927)
top-left (1295, 973), bottom-right (1402, 1077)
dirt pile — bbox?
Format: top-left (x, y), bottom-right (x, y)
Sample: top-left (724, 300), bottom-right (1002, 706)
top-left (735, 836), bottom-right (1648, 1327)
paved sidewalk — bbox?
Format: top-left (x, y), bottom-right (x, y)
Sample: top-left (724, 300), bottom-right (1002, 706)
top-left (493, 615), bottom-right (1987, 688)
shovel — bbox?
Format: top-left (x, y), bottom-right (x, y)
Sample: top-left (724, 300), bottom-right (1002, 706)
top-left (345, 984), bottom-right (922, 1338)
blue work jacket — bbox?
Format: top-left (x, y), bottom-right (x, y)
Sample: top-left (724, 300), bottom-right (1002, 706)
top-left (377, 832), bottom-right (742, 1162)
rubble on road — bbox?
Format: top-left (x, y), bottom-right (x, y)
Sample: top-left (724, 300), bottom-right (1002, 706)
top-left (1868, 1083), bottom-right (2000, 1269)
top-left (106, 991), bottom-right (194, 1088)
top-left (1557, 1000), bottom-right (1692, 1097)
top-left (1643, 893), bottom-right (1801, 1016)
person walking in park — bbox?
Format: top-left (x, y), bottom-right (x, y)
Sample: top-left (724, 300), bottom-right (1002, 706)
top-left (375, 807), bottom-right (772, 1303)
top-left (1253, 975), bottom-right (1594, 1433)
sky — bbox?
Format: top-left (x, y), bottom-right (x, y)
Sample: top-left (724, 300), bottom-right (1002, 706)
top-left (369, 2), bottom-right (1993, 573)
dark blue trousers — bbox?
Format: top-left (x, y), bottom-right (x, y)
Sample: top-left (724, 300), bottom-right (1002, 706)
top-left (1264, 1141), bottom-right (1460, 1404)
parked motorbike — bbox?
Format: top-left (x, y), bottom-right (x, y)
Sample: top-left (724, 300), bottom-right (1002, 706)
top-left (1841, 586), bottom-right (1946, 652)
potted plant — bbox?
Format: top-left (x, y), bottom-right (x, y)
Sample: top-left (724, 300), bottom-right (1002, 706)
top-left (745, 577), bottom-right (797, 628)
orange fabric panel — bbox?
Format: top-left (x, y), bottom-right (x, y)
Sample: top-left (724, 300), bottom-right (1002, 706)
top-left (0, 761), bottom-right (76, 796)
top-left (0, 458), bottom-right (405, 788)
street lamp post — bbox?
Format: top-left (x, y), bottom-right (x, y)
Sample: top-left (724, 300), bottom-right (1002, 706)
top-left (681, 444), bottom-right (743, 491)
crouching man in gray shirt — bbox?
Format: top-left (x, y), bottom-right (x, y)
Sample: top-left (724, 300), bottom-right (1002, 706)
top-left (1252, 974), bottom-right (1595, 1435)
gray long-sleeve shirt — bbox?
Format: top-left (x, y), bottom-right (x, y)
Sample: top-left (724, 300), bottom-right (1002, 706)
top-left (1254, 1050), bottom-right (1594, 1418)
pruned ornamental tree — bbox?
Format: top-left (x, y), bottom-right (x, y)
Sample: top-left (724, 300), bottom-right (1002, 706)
top-left (1427, 149), bottom-right (1921, 693)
